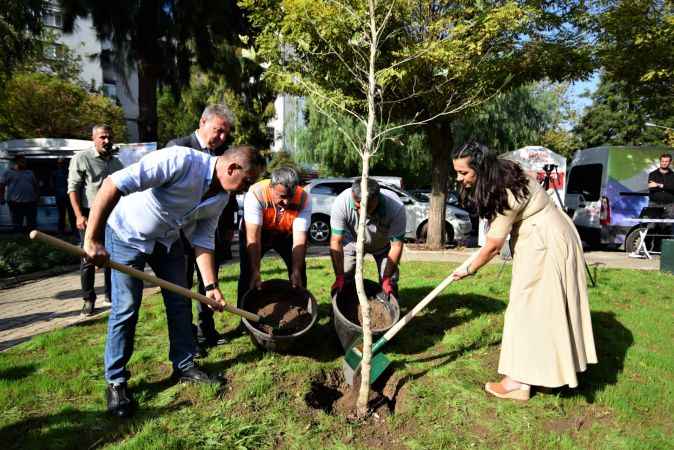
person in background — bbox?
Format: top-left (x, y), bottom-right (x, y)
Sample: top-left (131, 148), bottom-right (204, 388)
top-left (68, 125), bottom-right (123, 317)
top-left (0, 155), bottom-right (39, 233)
top-left (648, 153), bottom-right (674, 208)
top-left (648, 153), bottom-right (674, 222)
top-left (167, 104), bottom-right (236, 352)
top-left (450, 142), bottom-right (597, 401)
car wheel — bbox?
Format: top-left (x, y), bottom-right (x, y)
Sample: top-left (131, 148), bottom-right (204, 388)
top-left (417, 221), bottom-right (454, 244)
top-left (309, 215), bottom-right (331, 245)
top-left (624, 227), bottom-right (654, 254)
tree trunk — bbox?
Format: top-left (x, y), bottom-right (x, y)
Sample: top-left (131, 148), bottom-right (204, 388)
top-left (355, 0), bottom-right (379, 418)
top-left (355, 153), bottom-right (373, 417)
top-left (426, 121), bottom-right (452, 249)
top-left (137, 60), bottom-right (159, 142)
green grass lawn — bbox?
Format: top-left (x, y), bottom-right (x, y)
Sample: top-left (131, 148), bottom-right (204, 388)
top-left (1, 258), bottom-right (672, 449)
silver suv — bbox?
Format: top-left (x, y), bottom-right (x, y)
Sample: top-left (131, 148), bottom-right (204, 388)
top-left (303, 178), bottom-right (472, 245)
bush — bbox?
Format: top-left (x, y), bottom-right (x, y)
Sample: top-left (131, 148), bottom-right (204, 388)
top-left (0, 72), bottom-right (127, 140)
top-left (0, 236), bottom-right (79, 278)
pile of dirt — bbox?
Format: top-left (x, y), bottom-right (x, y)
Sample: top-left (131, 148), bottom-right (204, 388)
top-left (252, 300), bottom-right (312, 335)
top-left (338, 297), bottom-right (394, 330)
top-left (332, 374), bottom-right (389, 418)
top-left (245, 285), bottom-right (313, 336)
top-left (304, 369), bottom-right (392, 419)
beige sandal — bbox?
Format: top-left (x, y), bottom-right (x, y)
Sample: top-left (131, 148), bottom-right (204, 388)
top-left (485, 381), bottom-right (530, 401)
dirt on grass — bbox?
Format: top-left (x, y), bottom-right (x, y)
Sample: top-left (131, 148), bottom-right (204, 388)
top-left (542, 405), bottom-right (614, 435)
top-left (303, 368), bottom-right (412, 448)
top-left (304, 369), bottom-right (410, 419)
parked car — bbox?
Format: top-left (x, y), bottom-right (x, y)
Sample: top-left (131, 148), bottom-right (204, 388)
top-left (303, 178), bottom-right (473, 245)
top-left (369, 175), bottom-right (403, 190)
top-left (408, 188), bottom-right (460, 206)
top-left (407, 188), bottom-right (479, 238)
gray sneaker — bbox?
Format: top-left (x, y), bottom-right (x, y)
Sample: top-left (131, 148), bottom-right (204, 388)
top-left (81, 300), bottom-right (95, 317)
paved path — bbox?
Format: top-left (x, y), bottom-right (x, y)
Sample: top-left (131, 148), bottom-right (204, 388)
top-left (0, 245), bottom-right (660, 352)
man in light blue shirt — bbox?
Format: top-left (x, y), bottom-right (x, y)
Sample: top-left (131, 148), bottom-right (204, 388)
top-left (83, 145), bottom-right (265, 418)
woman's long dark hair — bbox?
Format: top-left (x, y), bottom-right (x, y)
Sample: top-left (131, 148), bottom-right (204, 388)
top-left (452, 142), bottom-right (530, 221)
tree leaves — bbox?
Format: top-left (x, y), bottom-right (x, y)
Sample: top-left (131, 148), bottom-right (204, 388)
top-left (0, 72), bottom-right (126, 140)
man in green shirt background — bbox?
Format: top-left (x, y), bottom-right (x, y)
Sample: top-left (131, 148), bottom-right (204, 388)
top-left (68, 124), bottom-right (124, 317)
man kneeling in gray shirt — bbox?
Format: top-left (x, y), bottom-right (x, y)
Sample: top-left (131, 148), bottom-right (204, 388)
top-left (329, 178), bottom-right (406, 298)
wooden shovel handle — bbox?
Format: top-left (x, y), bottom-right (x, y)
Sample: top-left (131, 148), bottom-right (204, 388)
top-left (29, 230), bottom-right (262, 323)
top-left (380, 250), bottom-right (481, 342)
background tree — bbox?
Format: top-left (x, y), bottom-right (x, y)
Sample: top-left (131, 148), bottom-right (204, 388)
top-left (293, 100), bottom-right (431, 187)
top-left (59, 0), bottom-right (248, 141)
top-left (266, 151), bottom-right (303, 177)
top-left (594, 0), bottom-right (673, 118)
top-left (585, 1), bottom-right (674, 148)
top-left (0, 72), bottom-right (126, 140)
top-left (157, 44), bottom-right (275, 148)
top-left (245, 0), bottom-right (594, 249)
top-left (295, 82), bottom-right (579, 186)
top-left (0, 0), bottom-right (45, 81)
top-left (575, 76), bottom-right (672, 148)
top-left (454, 82), bottom-right (581, 158)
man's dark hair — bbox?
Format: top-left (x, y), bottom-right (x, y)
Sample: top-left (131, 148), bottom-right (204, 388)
top-left (660, 153), bottom-right (672, 160)
top-left (452, 141), bottom-right (530, 221)
top-left (270, 166), bottom-right (299, 192)
top-left (351, 177), bottom-right (380, 202)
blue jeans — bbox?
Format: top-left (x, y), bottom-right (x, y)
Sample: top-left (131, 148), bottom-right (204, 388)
top-left (104, 226), bottom-right (196, 384)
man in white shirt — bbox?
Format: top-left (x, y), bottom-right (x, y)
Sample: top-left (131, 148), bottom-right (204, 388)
top-left (237, 167), bottom-right (312, 307)
top-left (83, 145), bottom-right (265, 418)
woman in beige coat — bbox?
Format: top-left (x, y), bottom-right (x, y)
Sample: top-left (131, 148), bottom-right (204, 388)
top-left (451, 142), bottom-right (597, 401)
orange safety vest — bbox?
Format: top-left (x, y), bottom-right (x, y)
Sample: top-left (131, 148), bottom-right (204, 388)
top-left (251, 179), bottom-right (307, 234)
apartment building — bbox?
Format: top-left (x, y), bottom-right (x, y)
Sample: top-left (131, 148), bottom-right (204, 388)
top-left (42, 2), bottom-right (140, 141)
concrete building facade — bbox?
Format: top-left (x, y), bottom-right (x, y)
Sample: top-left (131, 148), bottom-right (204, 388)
top-left (43, 2), bottom-right (140, 141)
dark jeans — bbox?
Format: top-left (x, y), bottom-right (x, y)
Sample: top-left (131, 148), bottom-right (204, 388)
top-left (647, 203), bottom-right (674, 237)
top-left (79, 214), bottom-right (111, 302)
top-left (8, 201), bottom-right (37, 232)
top-left (55, 195), bottom-right (76, 234)
top-left (104, 226), bottom-right (195, 384)
top-left (237, 229), bottom-right (307, 308)
top-left (184, 250), bottom-right (220, 339)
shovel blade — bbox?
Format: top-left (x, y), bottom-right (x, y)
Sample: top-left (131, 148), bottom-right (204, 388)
top-left (343, 352), bottom-right (391, 386)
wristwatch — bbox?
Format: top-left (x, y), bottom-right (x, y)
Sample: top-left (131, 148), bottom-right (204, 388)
top-left (204, 283), bottom-right (218, 292)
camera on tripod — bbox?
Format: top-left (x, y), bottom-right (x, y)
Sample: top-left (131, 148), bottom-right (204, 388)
top-left (543, 163), bottom-right (558, 174)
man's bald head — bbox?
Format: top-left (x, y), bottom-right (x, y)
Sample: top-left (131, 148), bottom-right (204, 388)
top-left (215, 145), bottom-right (266, 193)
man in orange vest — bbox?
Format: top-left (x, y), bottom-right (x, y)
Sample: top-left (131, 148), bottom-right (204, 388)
top-left (237, 167), bottom-right (312, 307)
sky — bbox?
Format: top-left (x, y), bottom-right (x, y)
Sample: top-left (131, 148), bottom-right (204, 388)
top-left (568, 72), bottom-right (600, 116)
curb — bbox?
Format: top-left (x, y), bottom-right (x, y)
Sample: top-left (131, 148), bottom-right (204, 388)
top-left (0, 264), bottom-right (80, 290)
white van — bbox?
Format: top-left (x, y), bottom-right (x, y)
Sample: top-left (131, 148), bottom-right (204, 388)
top-left (564, 145), bottom-right (669, 249)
